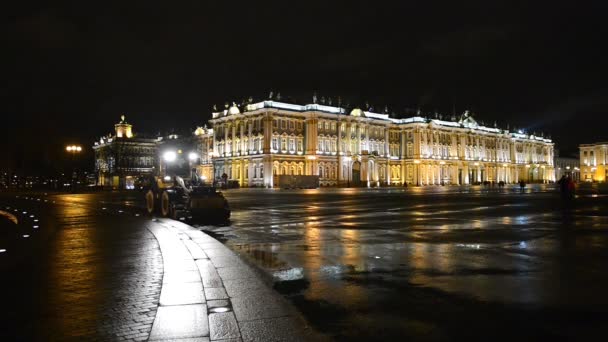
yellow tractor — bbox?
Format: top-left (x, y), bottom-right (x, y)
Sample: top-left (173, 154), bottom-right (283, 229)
top-left (144, 144), bottom-right (230, 221)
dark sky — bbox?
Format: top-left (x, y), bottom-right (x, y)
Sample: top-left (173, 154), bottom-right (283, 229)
top-left (2, 0), bottom-right (607, 173)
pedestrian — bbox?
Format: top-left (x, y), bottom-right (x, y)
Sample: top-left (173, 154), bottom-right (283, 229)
top-left (558, 175), bottom-right (568, 198)
top-left (567, 177), bottom-right (575, 199)
top-left (519, 180), bottom-right (525, 191)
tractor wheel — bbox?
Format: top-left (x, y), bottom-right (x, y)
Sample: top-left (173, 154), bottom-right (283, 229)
top-left (160, 191), bottom-right (172, 217)
top-left (145, 190), bottom-right (156, 215)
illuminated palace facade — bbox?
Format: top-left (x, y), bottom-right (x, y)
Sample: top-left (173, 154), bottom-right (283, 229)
top-left (580, 142), bottom-right (608, 182)
top-left (209, 101), bottom-right (555, 187)
top-left (93, 116), bottom-right (158, 189)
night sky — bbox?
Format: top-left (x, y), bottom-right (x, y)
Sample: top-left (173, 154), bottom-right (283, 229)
top-left (3, 1), bottom-right (607, 173)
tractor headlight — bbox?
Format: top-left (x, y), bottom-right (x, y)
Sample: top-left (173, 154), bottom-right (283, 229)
top-left (163, 151), bottom-right (177, 162)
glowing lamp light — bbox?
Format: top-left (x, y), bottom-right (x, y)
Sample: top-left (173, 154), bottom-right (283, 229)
top-left (188, 152), bottom-right (198, 161)
top-left (163, 176), bottom-right (172, 181)
top-left (163, 151), bottom-right (177, 162)
top-left (306, 155), bottom-right (317, 160)
top-left (66, 145), bottom-right (82, 152)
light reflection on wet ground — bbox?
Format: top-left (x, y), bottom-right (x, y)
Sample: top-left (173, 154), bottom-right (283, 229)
top-left (199, 184), bottom-right (608, 340)
top-left (3, 185), bottom-right (607, 340)
top-left (0, 193), bottom-right (163, 340)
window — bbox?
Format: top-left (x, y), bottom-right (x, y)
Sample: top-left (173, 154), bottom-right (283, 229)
top-left (273, 119), bottom-right (277, 128)
top-left (318, 122), bottom-right (323, 130)
top-left (281, 120), bottom-right (286, 129)
top-left (297, 122), bottom-right (302, 130)
top-left (289, 121), bottom-right (294, 130)
top-left (297, 139), bottom-right (303, 152)
top-left (289, 138), bottom-right (295, 151)
top-left (272, 137), bottom-right (278, 150)
top-left (331, 122), bottom-right (335, 131)
top-left (281, 138), bottom-right (287, 151)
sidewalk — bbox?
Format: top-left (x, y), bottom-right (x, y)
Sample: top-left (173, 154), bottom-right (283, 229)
top-left (147, 218), bottom-right (321, 342)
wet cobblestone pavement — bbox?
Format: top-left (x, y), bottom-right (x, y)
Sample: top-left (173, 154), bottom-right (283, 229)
top-left (2, 184), bottom-right (608, 341)
top-left (0, 192), bottom-right (316, 341)
top-left (0, 194), bottom-right (163, 341)
top-left (205, 184), bottom-right (608, 341)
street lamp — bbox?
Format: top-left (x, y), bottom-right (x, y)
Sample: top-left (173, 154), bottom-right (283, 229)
top-left (65, 145), bottom-right (82, 190)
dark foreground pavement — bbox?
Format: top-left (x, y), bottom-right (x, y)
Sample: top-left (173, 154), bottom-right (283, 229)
top-left (0, 193), bottom-right (319, 341)
top-left (3, 184), bottom-right (608, 341)
top-left (206, 184), bottom-right (608, 341)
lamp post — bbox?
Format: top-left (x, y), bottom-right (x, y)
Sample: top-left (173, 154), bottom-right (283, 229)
top-left (66, 145), bottom-right (82, 190)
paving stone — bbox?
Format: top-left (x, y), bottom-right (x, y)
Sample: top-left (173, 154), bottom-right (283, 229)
top-left (239, 317), bottom-right (306, 342)
top-left (222, 278), bottom-right (268, 298)
top-left (196, 259), bottom-right (223, 288)
top-left (163, 259), bottom-right (198, 272)
top-left (196, 242), bottom-right (226, 250)
top-left (209, 255), bottom-right (246, 269)
top-left (204, 287), bottom-right (229, 300)
top-left (217, 266), bottom-right (257, 281)
top-left (231, 295), bottom-right (288, 322)
top-left (163, 270), bottom-right (202, 284)
top-left (209, 312), bottom-right (240, 340)
top-left (152, 338), bottom-right (210, 342)
top-left (185, 239), bottom-right (209, 259)
top-left (149, 304), bottom-right (209, 340)
top-left (207, 299), bottom-right (231, 309)
top-left (159, 281), bottom-right (205, 306)
top-left (204, 248), bottom-right (237, 258)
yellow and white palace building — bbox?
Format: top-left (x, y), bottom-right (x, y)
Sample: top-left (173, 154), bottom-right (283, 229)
top-left (580, 142), bottom-right (608, 182)
top-left (208, 101), bottom-right (555, 187)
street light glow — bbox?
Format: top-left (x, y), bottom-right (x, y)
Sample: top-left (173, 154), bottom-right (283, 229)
top-left (188, 152), bottom-right (198, 161)
top-left (66, 145), bottom-right (82, 152)
top-left (163, 151), bottom-right (177, 162)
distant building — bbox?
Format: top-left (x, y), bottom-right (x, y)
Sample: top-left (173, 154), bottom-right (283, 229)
top-left (193, 126), bottom-right (214, 182)
top-left (579, 142), bottom-right (608, 182)
top-left (554, 149), bottom-right (580, 182)
top-left (93, 116), bottom-right (158, 189)
top-left (209, 100), bottom-right (555, 187)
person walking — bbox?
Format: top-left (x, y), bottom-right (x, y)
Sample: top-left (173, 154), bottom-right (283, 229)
top-left (566, 176), bottom-right (576, 199)
top-left (558, 175), bottom-right (568, 198)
